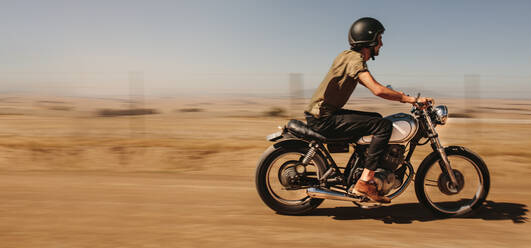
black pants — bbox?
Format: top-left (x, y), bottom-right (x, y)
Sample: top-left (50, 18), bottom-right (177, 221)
top-left (305, 109), bottom-right (393, 171)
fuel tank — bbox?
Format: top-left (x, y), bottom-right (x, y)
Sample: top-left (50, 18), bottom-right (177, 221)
top-left (357, 113), bottom-right (419, 145)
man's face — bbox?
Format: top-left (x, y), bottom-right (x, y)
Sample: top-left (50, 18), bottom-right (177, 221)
top-left (374, 34), bottom-right (383, 56)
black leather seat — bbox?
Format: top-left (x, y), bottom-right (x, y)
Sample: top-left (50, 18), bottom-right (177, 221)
top-left (286, 119), bottom-right (357, 143)
top-left (286, 120), bottom-right (326, 142)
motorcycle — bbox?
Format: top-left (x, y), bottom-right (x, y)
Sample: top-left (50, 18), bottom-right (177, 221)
top-left (255, 98), bottom-right (490, 217)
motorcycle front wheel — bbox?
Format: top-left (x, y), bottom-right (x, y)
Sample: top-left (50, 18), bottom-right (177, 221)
top-left (255, 142), bottom-right (326, 215)
top-left (415, 146), bottom-right (490, 217)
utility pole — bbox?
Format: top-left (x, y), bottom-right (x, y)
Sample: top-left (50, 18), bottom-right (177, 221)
top-left (289, 73), bottom-right (303, 118)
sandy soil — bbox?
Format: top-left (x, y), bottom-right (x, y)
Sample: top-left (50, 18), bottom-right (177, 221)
top-left (0, 95), bottom-right (529, 247)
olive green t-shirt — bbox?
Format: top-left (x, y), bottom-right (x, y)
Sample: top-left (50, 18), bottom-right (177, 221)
top-left (305, 50), bottom-right (368, 117)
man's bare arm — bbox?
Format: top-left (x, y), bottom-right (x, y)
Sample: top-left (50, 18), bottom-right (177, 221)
top-left (358, 71), bottom-right (432, 104)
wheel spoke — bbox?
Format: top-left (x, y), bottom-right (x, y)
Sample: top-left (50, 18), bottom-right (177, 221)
top-left (420, 153), bottom-right (487, 216)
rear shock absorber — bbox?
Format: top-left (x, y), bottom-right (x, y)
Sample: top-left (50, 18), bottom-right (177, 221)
top-left (301, 143), bottom-right (317, 165)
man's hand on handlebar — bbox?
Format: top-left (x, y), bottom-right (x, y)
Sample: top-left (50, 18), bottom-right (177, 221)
top-left (414, 97), bottom-right (434, 110)
top-left (416, 97), bottom-right (434, 105)
top-left (400, 92), bottom-right (434, 106)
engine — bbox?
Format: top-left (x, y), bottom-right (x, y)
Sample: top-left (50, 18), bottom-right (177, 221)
top-left (352, 144), bottom-right (406, 195)
top-left (373, 168), bottom-right (402, 195)
top-left (380, 144), bottom-right (406, 171)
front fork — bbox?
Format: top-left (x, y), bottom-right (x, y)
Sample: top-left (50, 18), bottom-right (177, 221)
top-left (424, 111), bottom-right (459, 186)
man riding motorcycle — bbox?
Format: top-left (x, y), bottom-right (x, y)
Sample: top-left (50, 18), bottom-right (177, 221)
top-left (305, 17), bottom-right (433, 203)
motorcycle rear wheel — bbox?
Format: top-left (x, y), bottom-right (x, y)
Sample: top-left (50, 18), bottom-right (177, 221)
top-left (255, 143), bottom-right (326, 215)
top-left (415, 146), bottom-right (490, 217)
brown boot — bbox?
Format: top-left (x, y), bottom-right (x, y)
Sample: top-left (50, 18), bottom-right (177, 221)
top-left (352, 180), bottom-right (391, 203)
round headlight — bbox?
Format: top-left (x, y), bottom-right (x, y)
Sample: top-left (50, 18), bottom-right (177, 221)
top-left (434, 105), bottom-right (448, 125)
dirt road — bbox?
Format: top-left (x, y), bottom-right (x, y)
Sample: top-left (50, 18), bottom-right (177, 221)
top-left (0, 96), bottom-right (529, 247)
top-left (0, 171), bottom-right (528, 248)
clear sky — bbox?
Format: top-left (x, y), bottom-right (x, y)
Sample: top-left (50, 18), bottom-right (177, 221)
top-left (2, 0), bottom-right (531, 98)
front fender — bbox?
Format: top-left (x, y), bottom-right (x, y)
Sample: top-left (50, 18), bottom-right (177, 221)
top-left (417, 146), bottom-right (486, 175)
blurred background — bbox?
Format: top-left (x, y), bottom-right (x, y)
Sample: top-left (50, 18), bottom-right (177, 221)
top-left (2, 0), bottom-right (531, 98)
top-left (0, 1), bottom-right (530, 247)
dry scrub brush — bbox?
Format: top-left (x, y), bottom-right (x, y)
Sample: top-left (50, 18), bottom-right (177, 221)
top-left (97, 108), bottom-right (159, 117)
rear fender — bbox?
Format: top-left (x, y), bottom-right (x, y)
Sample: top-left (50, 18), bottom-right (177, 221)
top-left (273, 139), bottom-right (310, 149)
top-left (271, 139), bottom-right (330, 168)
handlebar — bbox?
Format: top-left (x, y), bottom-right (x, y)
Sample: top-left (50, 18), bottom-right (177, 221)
top-left (410, 93), bottom-right (434, 113)
top-left (414, 99), bottom-right (433, 108)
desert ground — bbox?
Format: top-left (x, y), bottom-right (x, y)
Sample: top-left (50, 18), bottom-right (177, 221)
top-left (0, 94), bottom-right (529, 247)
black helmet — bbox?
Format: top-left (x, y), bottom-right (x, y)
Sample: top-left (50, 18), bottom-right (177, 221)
top-left (348, 17), bottom-right (385, 49)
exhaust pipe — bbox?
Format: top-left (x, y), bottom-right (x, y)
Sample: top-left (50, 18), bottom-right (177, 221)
top-left (306, 187), bottom-right (358, 201)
